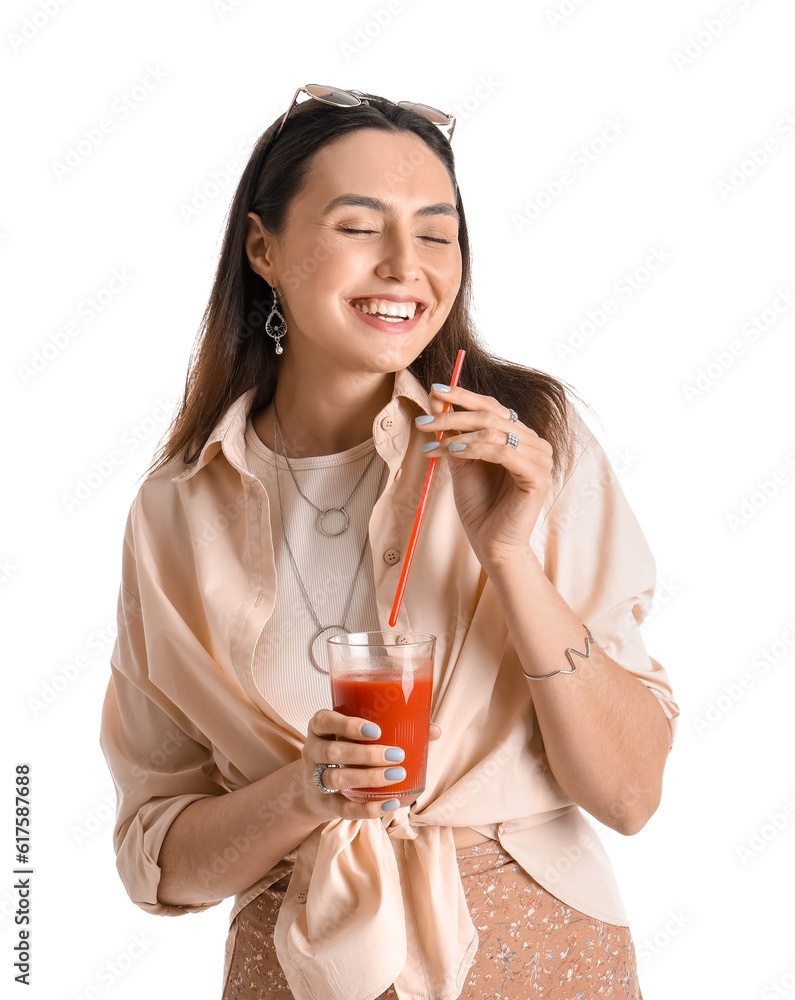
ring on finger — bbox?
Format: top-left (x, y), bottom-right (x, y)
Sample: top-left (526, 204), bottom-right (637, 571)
top-left (313, 762), bottom-right (343, 794)
top-left (506, 432), bottom-right (519, 450)
top-left (507, 408), bottom-right (518, 423)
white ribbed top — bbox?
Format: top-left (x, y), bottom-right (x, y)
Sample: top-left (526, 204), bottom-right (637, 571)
top-left (244, 416), bottom-right (386, 734)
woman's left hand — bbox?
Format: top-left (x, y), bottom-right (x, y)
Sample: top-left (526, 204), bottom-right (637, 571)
top-left (416, 385), bottom-right (555, 568)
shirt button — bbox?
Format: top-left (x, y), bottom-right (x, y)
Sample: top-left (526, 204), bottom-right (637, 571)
top-left (383, 548), bottom-right (401, 565)
top-left (296, 890), bottom-right (307, 903)
top-left (380, 416), bottom-right (394, 430)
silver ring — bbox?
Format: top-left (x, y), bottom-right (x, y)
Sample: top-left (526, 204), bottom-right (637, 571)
top-left (313, 762), bottom-right (343, 794)
top-left (507, 432), bottom-right (519, 450)
top-left (508, 408), bottom-right (518, 423)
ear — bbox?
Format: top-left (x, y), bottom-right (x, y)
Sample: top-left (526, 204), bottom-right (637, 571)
top-left (245, 211), bottom-right (280, 285)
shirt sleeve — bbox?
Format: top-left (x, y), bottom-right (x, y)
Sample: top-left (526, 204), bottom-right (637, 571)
top-left (537, 415), bottom-right (680, 751)
top-left (99, 506), bottom-right (228, 917)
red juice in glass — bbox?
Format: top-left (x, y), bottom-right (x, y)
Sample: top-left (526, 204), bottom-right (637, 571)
top-left (328, 633), bottom-right (435, 805)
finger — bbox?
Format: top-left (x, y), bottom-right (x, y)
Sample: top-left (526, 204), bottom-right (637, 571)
top-left (424, 429), bottom-right (553, 474)
top-left (317, 737), bottom-right (408, 768)
top-left (430, 383), bottom-right (515, 422)
top-left (320, 762), bottom-right (408, 792)
top-left (437, 429), bottom-right (554, 484)
top-left (415, 409), bottom-right (538, 439)
top-left (336, 797), bottom-right (406, 821)
top-left (309, 709), bottom-right (383, 742)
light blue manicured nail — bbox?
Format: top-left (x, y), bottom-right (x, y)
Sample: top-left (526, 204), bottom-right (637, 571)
top-left (422, 441), bottom-right (440, 452)
top-left (449, 443), bottom-right (467, 452)
top-left (432, 383), bottom-right (452, 392)
top-left (381, 799), bottom-right (401, 811)
top-left (385, 767), bottom-right (406, 781)
top-left (361, 723), bottom-right (381, 738)
top-left (415, 414), bottom-right (435, 425)
top-left (385, 747), bottom-right (405, 762)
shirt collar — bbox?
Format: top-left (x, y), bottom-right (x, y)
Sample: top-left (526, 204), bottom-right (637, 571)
top-left (171, 368), bottom-right (431, 484)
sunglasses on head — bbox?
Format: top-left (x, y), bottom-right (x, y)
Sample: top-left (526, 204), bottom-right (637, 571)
top-left (272, 84), bottom-right (456, 145)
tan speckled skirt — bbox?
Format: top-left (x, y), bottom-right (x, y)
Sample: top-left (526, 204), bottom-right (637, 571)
top-left (222, 838), bottom-right (643, 999)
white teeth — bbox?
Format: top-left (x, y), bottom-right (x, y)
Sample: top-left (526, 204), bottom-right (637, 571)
top-left (351, 298), bottom-right (419, 319)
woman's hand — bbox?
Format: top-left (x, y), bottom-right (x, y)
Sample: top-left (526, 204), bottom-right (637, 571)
top-left (415, 384), bottom-right (555, 569)
top-left (301, 710), bottom-right (442, 822)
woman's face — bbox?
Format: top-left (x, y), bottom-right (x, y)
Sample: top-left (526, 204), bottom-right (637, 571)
top-left (247, 127), bottom-right (463, 377)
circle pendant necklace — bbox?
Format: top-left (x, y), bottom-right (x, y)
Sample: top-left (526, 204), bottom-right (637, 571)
top-left (271, 406), bottom-right (386, 673)
top-left (273, 403), bottom-right (379, 536)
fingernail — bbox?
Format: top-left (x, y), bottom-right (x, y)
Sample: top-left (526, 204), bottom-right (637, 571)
top-left (449, 443), bottom-right (467, 452)
top-left (415, 414), bottom-right (435, 425)
top-left (422, 441), bottom-right (440, 453)
top-left (432, 383), bottom-right (451, 392)
top-left (385, 747), bottom-right (405, 762)
top-left (381, 799), bottom-right (401, 811)
top-left (385, 767), bottom-right (406, 781)
top-left (361, 723), bottom-right (380, 738)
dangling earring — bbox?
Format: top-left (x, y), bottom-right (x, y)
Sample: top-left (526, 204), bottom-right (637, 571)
top-left (265, 286), bottom-right (287, 355)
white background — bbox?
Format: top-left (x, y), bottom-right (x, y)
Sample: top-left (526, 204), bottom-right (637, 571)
top-left (3, 1), bottom-right (795, 997)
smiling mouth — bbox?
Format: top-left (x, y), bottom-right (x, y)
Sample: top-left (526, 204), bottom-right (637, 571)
top-left (349, 298), bottom-right (425, 322)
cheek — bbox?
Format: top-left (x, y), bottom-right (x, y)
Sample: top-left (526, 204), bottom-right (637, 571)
top-left (443, 259), bottom-right (463, 302)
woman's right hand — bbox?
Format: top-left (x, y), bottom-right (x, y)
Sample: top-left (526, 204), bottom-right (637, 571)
top-left (300, 709), bottom-right (441, 822)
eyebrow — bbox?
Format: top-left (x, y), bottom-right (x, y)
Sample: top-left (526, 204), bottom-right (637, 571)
top-left (322, 194), bottom-right (459, 221)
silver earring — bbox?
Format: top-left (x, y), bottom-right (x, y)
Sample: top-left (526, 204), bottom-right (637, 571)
top-left (265, 288), bottom-right (287, 355)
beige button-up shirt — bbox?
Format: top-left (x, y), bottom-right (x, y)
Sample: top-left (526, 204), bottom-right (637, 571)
top-left (99, 368), bottom-right (679, 1000)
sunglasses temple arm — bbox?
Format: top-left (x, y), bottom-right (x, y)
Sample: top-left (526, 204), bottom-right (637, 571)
top-left (274, 86), bottom-right (305, 141)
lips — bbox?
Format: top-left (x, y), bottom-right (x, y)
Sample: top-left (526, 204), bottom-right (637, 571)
top-left (348, 295), bottom-right (427, 315)
top-left (345, 297), bottom-right (426, 334)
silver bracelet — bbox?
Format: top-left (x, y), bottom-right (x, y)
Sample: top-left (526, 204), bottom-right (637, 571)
top-left (521, 624), bottom-right (596, 680)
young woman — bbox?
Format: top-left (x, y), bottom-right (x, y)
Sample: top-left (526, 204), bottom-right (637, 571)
top-left (100, 85), bottom-right (679, 1000)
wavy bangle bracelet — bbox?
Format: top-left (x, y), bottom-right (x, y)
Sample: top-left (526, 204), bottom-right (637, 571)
top-left (521, 624), bottom-right (595, 680)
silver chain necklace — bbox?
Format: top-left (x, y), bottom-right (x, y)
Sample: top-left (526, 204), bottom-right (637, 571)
top-left (272, 402), bottom-right (380, 536)
top-left (271, 405), bottom-right (386, 673)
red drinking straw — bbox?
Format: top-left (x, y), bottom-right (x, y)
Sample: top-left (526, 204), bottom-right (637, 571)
top-left (388, 349), bottom-right (466, 627)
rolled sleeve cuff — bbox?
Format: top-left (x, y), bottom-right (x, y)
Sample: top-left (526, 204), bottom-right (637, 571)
top-left (117, 794), bottom-right (225, 917)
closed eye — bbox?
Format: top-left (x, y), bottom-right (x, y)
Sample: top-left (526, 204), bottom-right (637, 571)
top-left (338, 227), bottom-right (452, 245)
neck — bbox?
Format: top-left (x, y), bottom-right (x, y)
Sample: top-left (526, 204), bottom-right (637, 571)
top-left (259, 356), bottom-right (396, 458)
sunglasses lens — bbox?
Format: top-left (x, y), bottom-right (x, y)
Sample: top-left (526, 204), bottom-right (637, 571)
top-left (398, 101), bottom-right (451, 126)
top-left (304, 85), bottom-right (361, 107)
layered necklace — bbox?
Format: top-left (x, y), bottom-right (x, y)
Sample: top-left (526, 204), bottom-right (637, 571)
top-left (273, 403), bottom-right (380, 536)
top-left (271, 405), bottom-right (386, 673)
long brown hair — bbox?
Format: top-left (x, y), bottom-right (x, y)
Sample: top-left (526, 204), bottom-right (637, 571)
top-left (144, 91), bottom-right (588, 482)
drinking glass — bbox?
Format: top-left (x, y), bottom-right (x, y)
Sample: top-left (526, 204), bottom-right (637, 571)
top-left (327, 631), bottom-right (435, 804)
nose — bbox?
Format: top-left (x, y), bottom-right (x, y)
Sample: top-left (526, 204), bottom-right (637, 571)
top-left (374, 224), bottom-right (419, 283)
